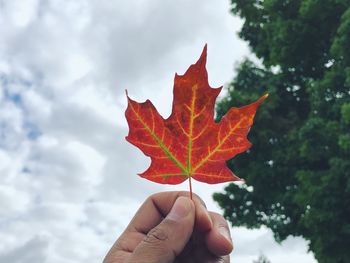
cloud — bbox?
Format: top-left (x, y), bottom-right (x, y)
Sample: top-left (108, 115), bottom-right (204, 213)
top-left (231, 227), bottom-right (316, 262)
top-left (0, 235), bottom-right (49, 263)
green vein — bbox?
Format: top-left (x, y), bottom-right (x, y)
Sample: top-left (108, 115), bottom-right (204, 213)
top-left (130, 102), bottom-right (188, 174)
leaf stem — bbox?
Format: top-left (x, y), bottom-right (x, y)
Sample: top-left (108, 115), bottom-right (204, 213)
top-left (189, 177), bottom-right (193, 200)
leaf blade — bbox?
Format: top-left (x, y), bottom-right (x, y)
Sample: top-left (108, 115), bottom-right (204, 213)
top-left (125, 96), bottom-right (188, 174)
top-left (125, 46), bottom-right (267, 185)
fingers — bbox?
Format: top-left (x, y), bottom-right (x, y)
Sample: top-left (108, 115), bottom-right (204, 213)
top-left (105, 191), bottom-right (212, 262)
top-left (205, 212), bottom-right (233, 256)
top-left (125, 191), bottom-right (212, 238)
top-left (127, 196), bottom-right (195, 263)
top-left (104, 191), bottom-right (231, 263)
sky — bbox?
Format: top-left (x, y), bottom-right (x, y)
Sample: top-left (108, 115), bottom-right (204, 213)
top-left (0, 0), bottom-right (317, 262)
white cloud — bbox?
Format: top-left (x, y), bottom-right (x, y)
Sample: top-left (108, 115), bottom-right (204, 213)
top-left (0, 0), bottom-right (316, 262)
top-left (0, 184), bottom-right (30, 216)
top-left (0, 235), bottom-right (49, 263)
top-left (231, 227), bottom-right (316, 263)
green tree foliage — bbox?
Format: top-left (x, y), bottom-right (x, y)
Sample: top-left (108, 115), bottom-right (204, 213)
top-left (213, 1), bottom-right (350, 263)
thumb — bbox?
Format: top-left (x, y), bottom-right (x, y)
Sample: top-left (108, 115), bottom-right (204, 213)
top-left (127, 196), bottom-right (195, 263)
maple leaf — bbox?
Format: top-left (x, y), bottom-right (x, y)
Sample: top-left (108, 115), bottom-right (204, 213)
top-left (125, 45), bottom-right (267, 189)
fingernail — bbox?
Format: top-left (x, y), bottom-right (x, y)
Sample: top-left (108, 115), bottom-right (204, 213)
top-left (219, 226), bottom-right (232, 243)
top-left (167, 196), bottom-right (192, 221)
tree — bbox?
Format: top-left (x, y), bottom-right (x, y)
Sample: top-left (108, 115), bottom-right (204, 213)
top-left (253, 254), bottom-right (271, 263)
top-left (213, 1), bottom-right (350, 263)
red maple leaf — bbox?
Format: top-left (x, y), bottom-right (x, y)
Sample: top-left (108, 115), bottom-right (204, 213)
top-left (125, 45), bottom-right (267, 191)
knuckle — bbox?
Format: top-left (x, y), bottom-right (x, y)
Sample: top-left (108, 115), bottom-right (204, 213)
top-left (218, 220), bottom-right (229, 229)
top-left (145, 195), bottom-right (155, 204)
top-left (143, 226), bottom-right (169, 245)
top-left (210, 211), bottom-right (222, 218)
top-left (210, 211), bottom-right (229, 226)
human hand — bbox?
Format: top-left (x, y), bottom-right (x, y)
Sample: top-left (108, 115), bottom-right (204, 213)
top-left (103, 191), bottom-right (233, 263)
